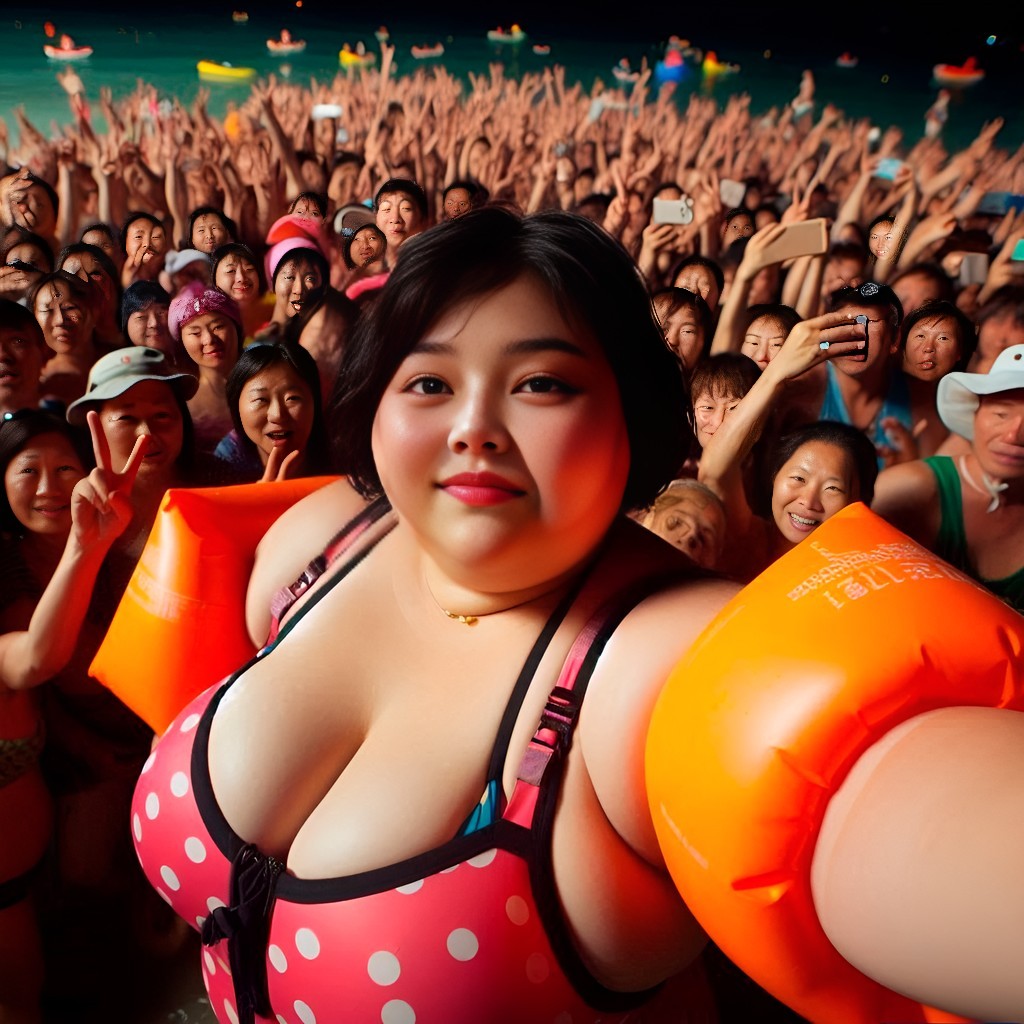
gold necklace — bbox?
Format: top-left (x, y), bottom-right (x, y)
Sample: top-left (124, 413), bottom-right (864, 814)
top-left (425, 578), bottom-right (564, 626)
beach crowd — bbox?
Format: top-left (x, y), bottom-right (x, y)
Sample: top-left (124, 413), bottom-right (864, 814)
top-left (2, 40), bottom-right (1024, 1023)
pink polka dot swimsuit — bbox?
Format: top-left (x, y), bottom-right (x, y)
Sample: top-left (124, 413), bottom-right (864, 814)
top-left (132, 502), bottom-right (671, 1024)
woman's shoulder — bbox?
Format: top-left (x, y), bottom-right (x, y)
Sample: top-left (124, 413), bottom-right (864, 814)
top-left (245, 478), bottom-right (371, 642)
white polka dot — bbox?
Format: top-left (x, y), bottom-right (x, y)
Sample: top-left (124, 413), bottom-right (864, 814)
top-left (394, 879), bottom-right (423, 895)
top-left (506, 895), bottom-right (529, 926)
top-left (170, 771), bottom-right (189, 797)
top-left (141, 750), bottom-right (157, 774)
top-left (195, 915), bottom-right (206, 929)
top-left (276, 1017), bottom-right (288, 1024)
top-left (145, 792), bottom-right (160, 819)
top-left (132, 813), bottom-right (142, 842)
top-left (223, 999), bottom-right (239, 1024)
top-left (367, 950), bottom-right (400, 986)
top-left (526, 952), bottom-right (549, 983)
top-left (207, 896), bottom-right (226, 913)
top-left (446, 928), bottom-right (479, 962)
top-left (294, 1001), bottom-right (316, 1024)
top-left (203, 950), bottom-right (216, 975)
top-left (467, 848), bottom-right (497, 868)
top-left (295, 927), bottom-right (320, 960)
top-left (269, 944), bottom-right (288, 973)
top-left (155, 887), bottom-right (171, 904)
top-left (184, 836), bottom-right (207, 863)
top-left (381, 1000), bottom-right (416, 1024)
top-left (217, 956), bottom-right (231, 975)
top-left (180, 713), bottom-right (201, 733)
top-left (440, 864), bottom-right (459, 874)
top-left (159, 865), bottom-right (181, 891)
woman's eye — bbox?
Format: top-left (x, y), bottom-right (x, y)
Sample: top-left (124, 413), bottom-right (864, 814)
top-left (517, 376), bottom-right (575, 395)
top-left (407, 376), bottom-right (449, 395)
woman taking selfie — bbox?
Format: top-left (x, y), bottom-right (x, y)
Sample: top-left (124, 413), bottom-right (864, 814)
top-left (129, 208), bottom-right (1024, 1024)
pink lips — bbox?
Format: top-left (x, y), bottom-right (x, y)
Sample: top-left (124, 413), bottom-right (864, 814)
top-left (439, 472), bottom-right (525, 506)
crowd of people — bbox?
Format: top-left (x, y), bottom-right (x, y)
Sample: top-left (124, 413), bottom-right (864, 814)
top-left (2, 45), bottom-right (1024, 1023)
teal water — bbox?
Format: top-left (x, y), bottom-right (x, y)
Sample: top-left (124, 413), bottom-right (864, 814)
top-left (1, 6), bottom-right (1020, 160)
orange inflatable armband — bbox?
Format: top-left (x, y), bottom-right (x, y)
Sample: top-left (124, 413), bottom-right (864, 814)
top-left (90, 476), bottom-right (339, 734)
top-left (646, 503), bottom-right (1024, 1023)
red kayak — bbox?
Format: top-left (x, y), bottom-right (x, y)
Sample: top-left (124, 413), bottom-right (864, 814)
top-left (933, 58), bottom-right (984, 87)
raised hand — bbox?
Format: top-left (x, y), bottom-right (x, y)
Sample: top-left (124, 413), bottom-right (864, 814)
top-left (260, 446), bottom-right (300, 484)
top-left (70, 410), bottom-right (149, 549)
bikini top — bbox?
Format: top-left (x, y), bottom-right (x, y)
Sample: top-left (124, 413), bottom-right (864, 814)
top-left (132, 499), bottom-right (688, 1024)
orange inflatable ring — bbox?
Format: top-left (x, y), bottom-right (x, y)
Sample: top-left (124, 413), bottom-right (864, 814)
top-left (646, 502), bottom-right (1024, 1023)
top-left (90, 476), bottom-right (339, 735)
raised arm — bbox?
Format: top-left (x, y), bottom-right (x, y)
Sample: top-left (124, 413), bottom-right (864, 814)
top-left (0, 413), bottom-right (146, 691)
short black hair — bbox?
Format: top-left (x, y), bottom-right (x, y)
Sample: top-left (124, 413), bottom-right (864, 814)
top-left (374, 177), bottom-right (428, 218)
top-left (330, 206), bottom-right (690, 512)
top-left (768, 421), bottom-right (879, 506)
top-left (225, 340), bottom-right (333, 476)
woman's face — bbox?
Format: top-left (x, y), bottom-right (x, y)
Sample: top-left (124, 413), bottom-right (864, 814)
top-left (98, 380), bottom-right (184, 481)
top-left (901, 315), bottom-right (962, 382)
top-left (124, 218), bottom-right (167, 262)
top-left (179, 312), bottom-right (238, 372)
top-left (191, 213), bottom-right (230, 255)
top-left (742, 315), bottom-right (788, 371)
top-left (371, 273), bottom-right (631, 588)
top-left (868, 220), bottom-right (895, 260)
top-left (771, 440), bottom-right (858, 546)
top-left (290, 196), bottom-right (324, 221)
top-left (692, 388), bottom-right (742, 448)
top-left (238, 362), bottom-right (315, 467)
top-left (274, 256), bottom-right (323, 318)
top-left (126, 301), bottom-right (173, 351)
top-left (60, 251), bottom-right (116, 317)
top-left (34, 279), bottom-right (94, 354)
top-left (350, 227), bottom-right (384, 267)
top-left (82, 228), bottom-right (121, 267)
top-left (375, 192), bottom-right (424, 250)
top-left (974, 312), bottom-right (1024, 373)
top-left (654, 298), bottom-right (704, 374)
top-left (4, 432), bottom-right (85, 537)
top-left (215, 253), bottom-right (260, 308)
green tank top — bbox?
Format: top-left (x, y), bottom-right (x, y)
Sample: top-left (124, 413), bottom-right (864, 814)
top-left (924, 455), bottom-right (1024, 612)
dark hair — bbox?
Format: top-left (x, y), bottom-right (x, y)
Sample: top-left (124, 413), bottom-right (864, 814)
top-left (723, 207), bottom-right (754, 228)
top-left (186, 206), bottom-right (238, 249)
top-left (828, 280), bottom-right (904, 326)
top-left (0, 297), bottom-right (46, 347)
top-left (898, 299), bottom-right (978, 372)
top-left (57, 241), bottom-right (123, 309)
top-left (0, 409), bottom-right (91, 533)
top-left (225, 341), bottom-right (333, 476)
top-left (211, 241), bottom-right (266, 294)
top-left (689, 353), bottom-right (762, 403)
top-left (442, 179), bottom-right (484, 206)
top-left (890, 261), bottom-right (955, 306)
top-left (270, 246), bottom-right (330, 293)
top-left (670, 253), bottom-right (726, 294)
top-left (975, 283), bottom-right (1024, 331)
top-left (1, 228), bottom-right (55, 271)
top-left (651, 286), bottom-right (714, 362)
top-left (342, 224), bottom-right (387, 271)
top-left (330, 206), bottom-right (690, 511)
top-left (120, 211), bottom-right (166, 251)
top-left (740, 302), bottom-right (803, 337)
top-left (120, 280), bottom-right (171, 333)
top-left (768, 421), bottom-right (879, 506)
top-left (28, 269), bottom-right (99, 317)
top-left (289, 192), bottom-right (328, 218)
top-left (374, 177), bottom-right (428, 218)
top-left (80, 222), bottom-right (117, 247)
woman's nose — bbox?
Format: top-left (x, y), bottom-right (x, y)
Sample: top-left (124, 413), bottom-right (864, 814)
top-left (448, 395), bottom-right (507, 453)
